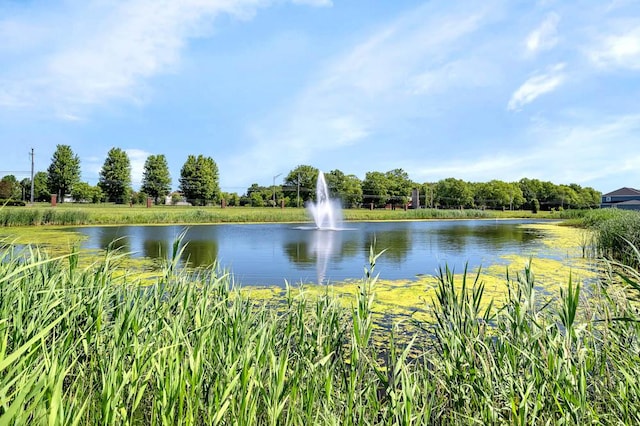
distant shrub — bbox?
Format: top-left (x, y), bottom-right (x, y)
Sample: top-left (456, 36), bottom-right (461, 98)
top-left (0, 199), bottom-right (26, 206)
top-left (531, 198), bottom-right (539, 214)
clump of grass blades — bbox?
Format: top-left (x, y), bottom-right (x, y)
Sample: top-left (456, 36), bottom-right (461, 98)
top-left (582, 209), bottom-right (640, 268)
top-left (1, 237), bottom-right (640, 424)
top-left (0, 208), bottom-right (89, 226)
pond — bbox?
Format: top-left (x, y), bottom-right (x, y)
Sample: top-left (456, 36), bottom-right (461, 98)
top-left (68, 219), bottom-right (561, 286)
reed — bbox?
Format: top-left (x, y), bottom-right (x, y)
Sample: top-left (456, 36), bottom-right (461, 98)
top-left (1, 238), bottom-right (639, 424)
top-left (581, 209), bottom-right (640, 268)
top-left (0, 205), bottom-right (562, 228)
top-left (0, 208), bottom-right (90, 226)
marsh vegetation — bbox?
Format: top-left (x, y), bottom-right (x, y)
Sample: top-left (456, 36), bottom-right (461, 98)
top-left (1, 213), bottom-right (640, 424)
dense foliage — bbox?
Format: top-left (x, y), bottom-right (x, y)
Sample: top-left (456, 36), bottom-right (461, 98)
top-left (0, 175), bottom-right (21, 199)
top-left (99, 147), bottom-right (132, 204)
top-left (581, 209), bottom-right (640, 269)
top-left (4, 144), bottom-right (604, 210)
top-left (282, 165), bottom-right (319, 206)
top-left (1, 237), bottom-right (639, 424)
top-left (141, 154), bottom-right (172, 204)
top-left (179, 155), bottom-right (220, 206)
top-left (71, 182), bottom-right (104, 203)
top-left (47, 144), bottom-right (80, 203)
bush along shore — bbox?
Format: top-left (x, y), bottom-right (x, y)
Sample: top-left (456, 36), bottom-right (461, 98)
top-left (1, 235), bottom-right (640, 425)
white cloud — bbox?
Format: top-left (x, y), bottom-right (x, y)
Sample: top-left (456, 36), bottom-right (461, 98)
top-left (410, 58), bottom-right (497, 95)
top-left (223, 2), bottom-right (500, 187)
top-left (125, 149), bottom-right (151, 187)
top-left (291, 0), bottom-right (332, 6)
top-left (589, 27), bottom-right (640, 69)
top-left (411, 114), bottom-right (640, 189)
top-left (0, 0), bottom-right (330, 116)
top-left (524, 114), bottom-right (640, 185)
top-left (507, 63), bottom-right (565, 110)
top-left (526, 12), bottom-right (560, 54)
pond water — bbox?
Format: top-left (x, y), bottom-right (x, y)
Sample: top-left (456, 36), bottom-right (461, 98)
top-left (68, 219), bottom-right (558, 286)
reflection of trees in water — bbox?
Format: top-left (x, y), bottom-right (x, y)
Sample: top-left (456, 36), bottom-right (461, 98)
top-left (434, 224), bottom-right (540, 253)
top-left (142, 239), bottom-right (170, 261)
top-left (283, 242), bottom-right (314, 265)
top-left (98, 229), bottom-right (130, 253)
top-left (180, 240), bottom-right (219, 268)
top-left (364, 229), bottom-right (412, 263)
top-left (141, 226), bottom-right (174, 261)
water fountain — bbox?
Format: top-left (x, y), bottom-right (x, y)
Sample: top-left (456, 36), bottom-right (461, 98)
top-left (306, 171), bottom-right (343, 230)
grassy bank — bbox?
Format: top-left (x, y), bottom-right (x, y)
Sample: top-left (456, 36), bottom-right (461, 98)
top-left (0, 203), bottom-right (573, 227)
top-left (1, 240), bottom-right (639, 424)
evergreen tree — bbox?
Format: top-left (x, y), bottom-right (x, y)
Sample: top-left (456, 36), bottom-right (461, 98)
top-left (47, 144), bottom-right (80, 203)
top-left (99, 147), bottom-right (131, 203)
top-left (141, 154), bottom-right (172, 204)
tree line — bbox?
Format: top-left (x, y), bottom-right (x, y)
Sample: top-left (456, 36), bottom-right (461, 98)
top-left (0, 146), bottom-right (602, 210)
top-left (232, 165), bottom-right (601, 211)
top-left (0, 145), bottom-right (219, 206)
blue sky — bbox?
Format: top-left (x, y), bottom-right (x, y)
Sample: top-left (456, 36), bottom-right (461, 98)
top-left (1, 0), bottom-right (639, 194)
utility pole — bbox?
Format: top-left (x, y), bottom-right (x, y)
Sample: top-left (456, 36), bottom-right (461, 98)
top-left (297, 173), bottom-right (300, 208)
top-left (272, 173), bottom-right (282, 207)
top-left (29, 148), bottom-right (34, 204)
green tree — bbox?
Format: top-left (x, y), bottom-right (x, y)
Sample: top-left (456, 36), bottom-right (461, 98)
top-left (283, 165), bottom-right (319, 206)
top-left (19, 178), bottom-right (30, 201)
top-left (558, 184), bottom-right (579, 209)
top-left (385, 168), bottom-right (414, 208)
top-left (47, 144), bottom-right (80, 203)
top-left (420, 182), bottom-right (436, 208)
top-left (243, 183), bottom-right (272, 207)
top-left (33, 171), bottom-right (50, 202)
top-left (221, 192), bottom-right (240, 207)
top-left (435, 178), bottom-right (473, 209)
top-left (325, 169), bottom-right (363, 207)
top-left (539, 180), bottom-right (561, 210)
top-left (475, 180), bottom-right (524, 210)
top-left (325, 169), bottom-right (346, 198)
top-left (362, 171), bottom-right (389, 207)
top-left (71, 182), bottom-right (103, 203)
top-left (99, 147), bottom-right (132, 204)
top-left (0, 175), bottom-right (21, 200)
top-left (341, 174), bottom-right (363, 207)
top-left (531, 198), bottom-right (540, 213)
top-left (579, 186), bottom-right (601, 209)
top-left (179, 155), bottom-right (220, 206)
top-left (518, 178), bottom-right (543, 205)
top-left (141, 154), bottom-right (172, 204)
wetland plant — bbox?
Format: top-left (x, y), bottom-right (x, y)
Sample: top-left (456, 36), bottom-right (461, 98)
top-left (1, 238), bottom-right (639, 424)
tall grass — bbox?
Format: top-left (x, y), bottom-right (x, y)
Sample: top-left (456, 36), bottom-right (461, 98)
top-left (1, 237), bottom-right (639, 424)
top-left (0, 208), bottom-right (89, 226)
top-left (580, 209), bottom-right (640, 268)
top-left (0, 205), bottom-right (565, 228)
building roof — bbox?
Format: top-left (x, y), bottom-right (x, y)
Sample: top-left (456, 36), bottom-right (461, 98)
top-left (615, 199), bottom-right (640, 206)
top-left (602, 187), bottom-right (640, 197)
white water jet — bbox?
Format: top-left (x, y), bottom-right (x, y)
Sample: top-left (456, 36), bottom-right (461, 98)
top-left (306, 171), bottom-right (343, 230)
